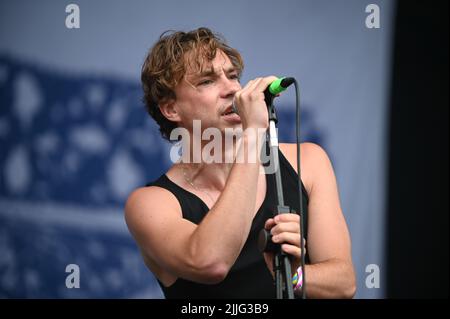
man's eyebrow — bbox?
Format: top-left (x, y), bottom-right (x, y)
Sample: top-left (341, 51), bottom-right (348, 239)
top-left (223, 66), bottom-right (238, 74)
top-left (191, 66), bottom-right (238, 80)
top-left (198, 69), bottom-right (217, 77)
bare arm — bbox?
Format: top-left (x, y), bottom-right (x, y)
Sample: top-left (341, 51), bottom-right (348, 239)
top-left (125, 133), bottom-right (262, 284)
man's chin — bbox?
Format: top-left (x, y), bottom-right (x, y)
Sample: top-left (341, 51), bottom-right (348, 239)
top-left (220, 112), bottom-right (242, 124)
top-left (220, 123), bottom-right (243, 133)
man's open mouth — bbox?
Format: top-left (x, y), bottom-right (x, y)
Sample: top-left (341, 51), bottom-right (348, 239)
top-left (221, 106), bottom-right (237, 116)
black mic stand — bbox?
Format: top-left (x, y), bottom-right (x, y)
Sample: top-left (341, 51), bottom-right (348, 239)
top-left (258, 90), bottom-right (295, 299)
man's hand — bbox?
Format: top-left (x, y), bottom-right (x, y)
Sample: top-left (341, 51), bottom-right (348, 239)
top-left (263, 213), bottom-right (306, 278)
top-left (233, 76), bottom-right (278, 130)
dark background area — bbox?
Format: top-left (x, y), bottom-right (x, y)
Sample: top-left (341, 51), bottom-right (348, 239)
top-left (387, 0), bottom-right (449, 298)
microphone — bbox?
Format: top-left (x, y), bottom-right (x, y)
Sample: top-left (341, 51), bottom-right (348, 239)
top-left (232, 77), bottom-right (295, 114)
top-left (266, 77), bottom-right (295, 95)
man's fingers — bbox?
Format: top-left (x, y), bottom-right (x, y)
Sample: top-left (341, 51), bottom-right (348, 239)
top-left (274, 213), bottom-right (300, 223)
top-left (240, 77), bottom-right (262, 94)
top-left (254, 75), bottom-right (278, 93)
top-left (238, 75), bottom-right (277, 98)
top-left (281, 244), bottom-right (303, 258)
top-left (272, 232), bottom-right (301, 246)
top-left (264, 218), bottom-right (276, 230)
top-left (270, 222), bottom-right (300, 236)
top-left (234, 78), bottom-right (262, 109)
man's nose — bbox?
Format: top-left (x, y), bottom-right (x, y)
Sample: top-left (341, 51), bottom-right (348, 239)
top-left (221, 76), bottom-right (241, 98)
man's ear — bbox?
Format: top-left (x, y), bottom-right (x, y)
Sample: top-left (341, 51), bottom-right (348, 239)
top-left (159, 99), bottom-right (181, 123)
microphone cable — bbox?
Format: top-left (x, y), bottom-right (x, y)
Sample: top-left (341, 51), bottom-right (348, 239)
top-left (293, 78), bottom-right (307, 299)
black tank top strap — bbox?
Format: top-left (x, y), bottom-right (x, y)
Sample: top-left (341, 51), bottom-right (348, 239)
top-left (278, 150), bottom-right (309, 233)
top-left (146, 174), bottom-right (209, 224)
top-left (279, 150), bottom-right (310, 206)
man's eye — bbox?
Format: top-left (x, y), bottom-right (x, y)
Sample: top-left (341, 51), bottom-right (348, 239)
top-left (229, 74), bottom-right (240, 81)
top-left (198, 79), bottom-right (214, 86)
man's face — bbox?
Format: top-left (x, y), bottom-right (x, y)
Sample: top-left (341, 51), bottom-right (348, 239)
top-left (173, 50), bottom-right (242, 133)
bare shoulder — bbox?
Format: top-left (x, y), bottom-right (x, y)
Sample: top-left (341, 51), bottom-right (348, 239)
top-left (124, 185), bottom-right (181, 223)
top-left (279, 142), bottom-right (329, 160)
top-left (279, 142), bottom-right (332, 168)
top-left (279, 142), bottom-right (334, 194)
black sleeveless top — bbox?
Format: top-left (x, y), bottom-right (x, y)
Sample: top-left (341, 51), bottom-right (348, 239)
top-left (146, 151), bottom-right (309, 299)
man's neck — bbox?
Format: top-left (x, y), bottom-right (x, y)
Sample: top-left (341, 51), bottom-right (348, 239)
top-left (181, 161), bottom-right (234, 192)
top-left (180, 136), bottom-right (243, 191)
top-left (178, 128), bottom-right (266, 191)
